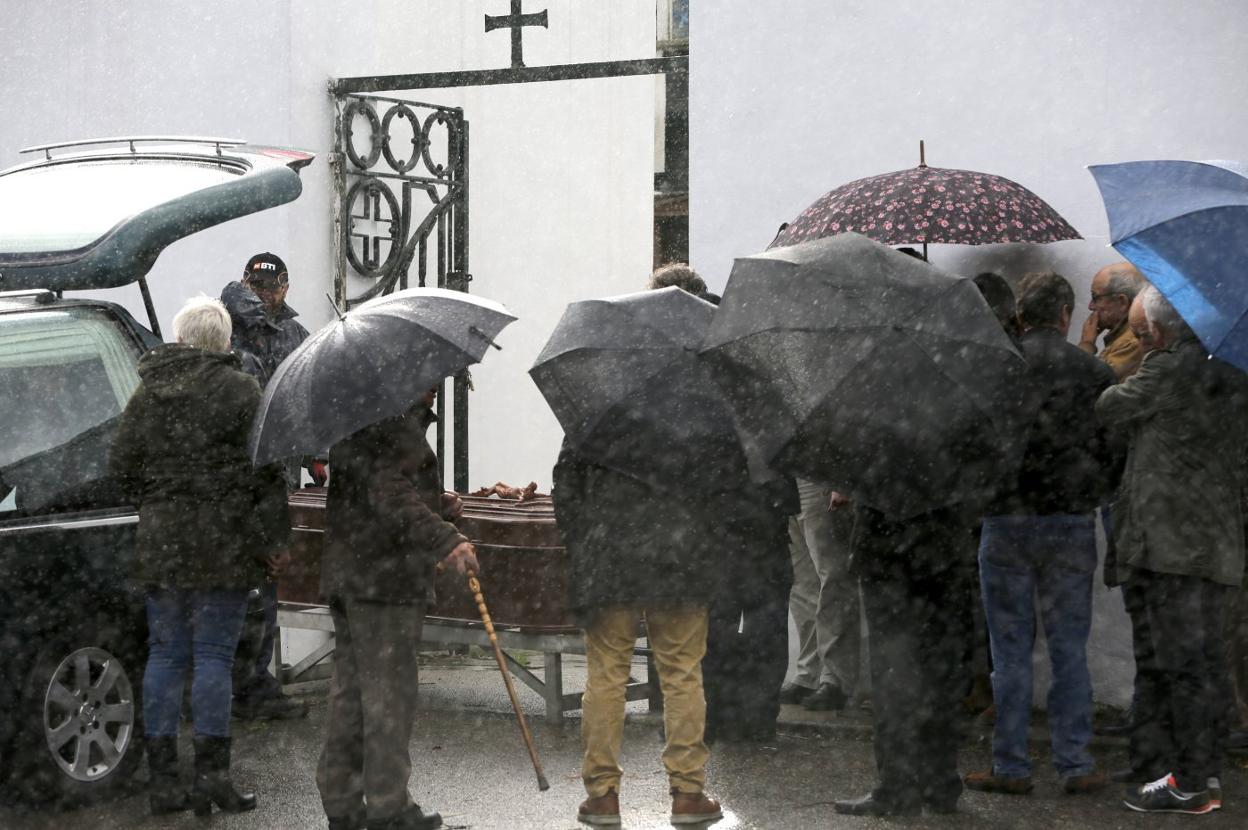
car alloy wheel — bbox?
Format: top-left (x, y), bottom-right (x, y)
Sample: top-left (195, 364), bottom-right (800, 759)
top-left (41, 646), bottom-right (136, 783)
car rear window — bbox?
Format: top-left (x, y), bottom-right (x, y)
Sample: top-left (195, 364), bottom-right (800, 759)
top-left (0, 307), bottom-right (141, 513)
top-left (0, 158), bottom-right (242, 255)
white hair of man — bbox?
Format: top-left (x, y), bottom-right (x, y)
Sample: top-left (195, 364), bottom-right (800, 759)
top-left (1141, 285), bottom-right (1193, 340)
top-left (1104, 265), bottom-right (1148, 302)
top-left (172, 296), bottom-right (233, 353)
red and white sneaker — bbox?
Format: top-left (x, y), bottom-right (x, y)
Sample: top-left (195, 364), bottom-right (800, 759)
top-left (1123, 774), bottom-right (1214, 815)
top-left (1207, 777), bottom-right (1222, 811)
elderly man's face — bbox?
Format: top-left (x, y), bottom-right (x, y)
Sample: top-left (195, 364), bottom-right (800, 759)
top-left (1128, 295), bottom-right (1155, 353)
top-left (1088, 269), bottom-right (1131, 331)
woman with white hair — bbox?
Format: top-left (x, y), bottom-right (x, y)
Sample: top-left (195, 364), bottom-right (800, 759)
top-left (111, 296), bottom-right (289, 817)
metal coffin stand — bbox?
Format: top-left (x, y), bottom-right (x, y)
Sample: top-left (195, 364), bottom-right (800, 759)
top-left (278, 490), bottom-right (657, 721)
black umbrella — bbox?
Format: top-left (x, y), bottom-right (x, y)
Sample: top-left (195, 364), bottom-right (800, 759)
top-left (249, 288), bottom-right (516, 465)
top-left (701, 232), bottom-right (1027, 518)
top-left (530, 287), bottom-right (754, 491)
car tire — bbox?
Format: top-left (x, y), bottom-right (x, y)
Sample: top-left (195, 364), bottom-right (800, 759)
top-left (6, 622), bottom-right (145, 806)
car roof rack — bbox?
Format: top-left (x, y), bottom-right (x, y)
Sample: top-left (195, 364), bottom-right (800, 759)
top-left (0, 288), bottom-right (57, 304)
top-left (19, 136), bottom-right (248, 161)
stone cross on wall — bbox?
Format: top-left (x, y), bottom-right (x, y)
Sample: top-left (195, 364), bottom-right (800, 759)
top-left (484, 0), bottom-right (549, 69)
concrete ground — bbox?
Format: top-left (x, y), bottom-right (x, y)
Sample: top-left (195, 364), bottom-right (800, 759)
top-left (1, 650), bottom-right (1246, 829)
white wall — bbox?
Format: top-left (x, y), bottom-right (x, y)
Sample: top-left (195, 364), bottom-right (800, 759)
top-left (0, 0), bottom-right (657, 491)
top-left (692, 0), bottom-right (1248, 706)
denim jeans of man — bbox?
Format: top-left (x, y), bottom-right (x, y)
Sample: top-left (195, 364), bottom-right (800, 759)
top-left (145, 589), bottom-right (249, 738)
top-left (979, 514), bottom-right (1097, 780)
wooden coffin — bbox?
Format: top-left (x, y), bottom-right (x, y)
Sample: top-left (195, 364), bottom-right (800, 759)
top-left (282, 488), bottom-right (573, 631)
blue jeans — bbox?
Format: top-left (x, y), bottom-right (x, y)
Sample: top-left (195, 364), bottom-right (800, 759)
top-left (979, 514), bottom-right (1097, 779)
top-left (144, 589), bottom-right (248, 738)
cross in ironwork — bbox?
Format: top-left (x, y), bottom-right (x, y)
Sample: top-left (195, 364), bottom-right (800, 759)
top-left (484, 0), bottom-right (548, 69)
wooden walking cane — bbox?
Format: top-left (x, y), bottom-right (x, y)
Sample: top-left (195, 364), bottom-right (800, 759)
top-left (466, 568), bottom-right (550, 791)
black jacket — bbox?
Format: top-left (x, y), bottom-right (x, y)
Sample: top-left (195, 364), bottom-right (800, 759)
top-left (110, 345), bottom-right (290, 589)
top-left (553, 440), bottom-right (727, 619)
top-left (990, 327), bottom-right (1119, 515)
top-left (320, 405), bottom-right (465, 604)
top-left (220, 281), bottom-right (309, 386)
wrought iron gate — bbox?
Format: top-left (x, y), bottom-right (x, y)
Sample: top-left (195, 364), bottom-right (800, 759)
top-left (331, 93), bottom-right (472, 490)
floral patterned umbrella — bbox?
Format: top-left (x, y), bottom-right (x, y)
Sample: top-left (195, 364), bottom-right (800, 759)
top-left (772, 153), bottom-right (1081, 250)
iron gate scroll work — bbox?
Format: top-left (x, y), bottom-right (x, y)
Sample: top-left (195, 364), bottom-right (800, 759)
top-left (332, 93), bottom-right (472, 489)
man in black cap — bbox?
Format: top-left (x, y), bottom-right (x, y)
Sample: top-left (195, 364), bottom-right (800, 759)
top-left (223, 252), bottom-right (310, 386)
top-left (221, 252), bottom-right (314, 720)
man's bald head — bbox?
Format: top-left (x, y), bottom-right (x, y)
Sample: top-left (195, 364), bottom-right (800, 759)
top-left (1089, 262), bottom-right (1147, 330)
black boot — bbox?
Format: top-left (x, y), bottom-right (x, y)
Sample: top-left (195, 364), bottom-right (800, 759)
top-left (191, 736), bottom-right (258, 816)
top-left (146, 736), bottom-right (190, 815)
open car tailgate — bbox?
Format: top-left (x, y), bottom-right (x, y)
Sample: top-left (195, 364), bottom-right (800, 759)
top-left (0, 138), bottom-right (315, 292)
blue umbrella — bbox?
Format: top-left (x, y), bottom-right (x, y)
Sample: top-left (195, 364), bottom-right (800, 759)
top-left (1088, 159), bottom-right (1248, 370)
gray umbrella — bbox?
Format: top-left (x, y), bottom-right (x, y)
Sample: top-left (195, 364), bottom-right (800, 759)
top-left (701, 232), bottom-right (1028, 518)
top-left (530, 286), bottom-right (753, 491)
top-left (249, 288), bottom-right (516, 465)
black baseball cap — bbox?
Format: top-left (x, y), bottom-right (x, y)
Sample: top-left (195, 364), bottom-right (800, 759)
top-left (243, 252), bottom-right (289, 285)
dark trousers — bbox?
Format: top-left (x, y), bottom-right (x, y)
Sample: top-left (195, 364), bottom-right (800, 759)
top-left (1123, 576), bottom-right (1170, 777)
top-left (317, 597), bottom-right (425, 822)
top-left (233, 581), bottom-right (282, 702)
top-left (703, 525), bottom-right (793, 738)
top-left (855, 507), bottom-right (975, 809)
top-left (1137, 571), bottom-right (1232, 792)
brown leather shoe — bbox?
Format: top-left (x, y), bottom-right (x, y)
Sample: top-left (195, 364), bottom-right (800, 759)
top-left (963, 770), bottom-right (1034, 795)
top-left (577, 790), bottom-right (620, 826)
top-left (1062, 770), bottom-right (1107, 794)
top-left (671, 790), bottom-right (723, 825)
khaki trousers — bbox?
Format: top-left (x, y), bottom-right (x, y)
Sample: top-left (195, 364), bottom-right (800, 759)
top-left (788, 479), bottom-right (860, 691)
top-left (582, 605), bottom-right (709, 797)
top-left (316, 598), bottom-right (424, 822)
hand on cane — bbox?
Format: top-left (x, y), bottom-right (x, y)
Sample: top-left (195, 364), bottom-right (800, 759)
top-left (441, 541), bottom-right (480, 576)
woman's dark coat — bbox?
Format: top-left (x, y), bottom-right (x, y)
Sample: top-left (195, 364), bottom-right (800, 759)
top-left (320, 404), bottom-right (465, 605)
top-left (110, 344), bottom-right (290, 590)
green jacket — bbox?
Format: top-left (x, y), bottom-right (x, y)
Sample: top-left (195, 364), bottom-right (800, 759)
top-left (1096, 338), bottom-right (1248, 586)
top-left (110, 344), bottom-right (290, 590)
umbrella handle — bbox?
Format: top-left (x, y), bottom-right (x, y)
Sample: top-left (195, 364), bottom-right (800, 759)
top-left (325, 292), bottom-right (346, 320)
top-left (470, 325), bottom-right (503, 350)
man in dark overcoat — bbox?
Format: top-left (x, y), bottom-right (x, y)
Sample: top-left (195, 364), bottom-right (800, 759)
top-left (316, 389), bottom-right (477, 830)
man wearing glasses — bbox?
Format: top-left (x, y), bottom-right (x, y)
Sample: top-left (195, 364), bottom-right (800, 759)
top-left (1078, 263), bottom-right (1147, 381)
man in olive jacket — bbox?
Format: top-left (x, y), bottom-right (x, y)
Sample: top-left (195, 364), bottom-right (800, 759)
top-left (316, 390), bottom-right (477, 830)
top-left (1097, 286), bottom-right (1248, 814)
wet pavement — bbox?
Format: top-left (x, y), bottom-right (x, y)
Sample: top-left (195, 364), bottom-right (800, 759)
top-left (1, 654), bottom-right (1245, 829)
